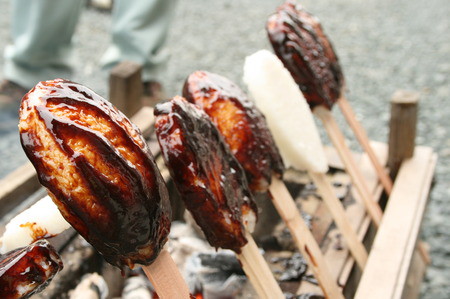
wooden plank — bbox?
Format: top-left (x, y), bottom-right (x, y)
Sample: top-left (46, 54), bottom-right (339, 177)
top-left (396, 153), bottom-right (436, 298)
top-left (0, 162), bottom-right (40, 219)
top-left (354, 147), bottom-right (436, 299)
top-left (131, 106), bottom-right (155, 137)
top-left (109, 61), bottom-right (143, 118)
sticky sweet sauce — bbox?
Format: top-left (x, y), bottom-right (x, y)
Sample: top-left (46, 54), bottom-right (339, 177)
top-left (0, 240), bottom-right (63, 298)
top-left (19, 222), bottom-right (54, 242)
top-left (155, 97), bottom-right (256, 253)
top-left (267, 0), bottom-right (345, 109)
top-left (19, 79), bottom-right (171, 270)
top-left (183, 71), bottom-right (284, 193)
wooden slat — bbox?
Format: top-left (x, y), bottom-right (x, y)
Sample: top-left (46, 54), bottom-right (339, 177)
top-left (355, 147), bottom-right (436, 299)
top-left (0, 162), bottom-right (40, 219)
top-left (131, 106), bottom-right (155, 137)
top-left (297, 141), bottom-right (387, 295)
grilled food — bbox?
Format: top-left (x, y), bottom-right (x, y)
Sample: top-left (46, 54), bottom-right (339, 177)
top-left (183, 71), bottom-right (284, 193)
top-left (243, 50), bottom-right (328, 174)
top-left (267, 0), bottom-right (344, 109)
top-left (154, 96), bottom-right (257, 253)
top-left (19, 79), bottom-right (171, 269)
top-left (0, 240), bottom-right (63, 299)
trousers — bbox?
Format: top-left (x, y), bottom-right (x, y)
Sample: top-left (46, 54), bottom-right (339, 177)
top-left (4, 0), bottom-right (176, 89)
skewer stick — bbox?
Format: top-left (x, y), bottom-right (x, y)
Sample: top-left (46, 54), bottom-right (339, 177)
top-left (314, 106), bottom-right (383, 227)
top-left (236, 231), bottom-right (285, 299)
top-left (269, 176), bottom-right (344, 299)
top-left (308, 171), bottom-right (368, 269)
top-left (337, 96), bottom-right (393, 195)
top-left (141, 248), bottom-right (191, 299)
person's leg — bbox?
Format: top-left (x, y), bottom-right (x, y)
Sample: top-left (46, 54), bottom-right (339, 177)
top-left (100, 0), bottom-right (176, 82)
top-left (4, 0), bottom-right (85, 89)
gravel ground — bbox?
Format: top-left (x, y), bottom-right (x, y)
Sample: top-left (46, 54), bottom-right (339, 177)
top-left (0, 0), bottom-right (448, 297)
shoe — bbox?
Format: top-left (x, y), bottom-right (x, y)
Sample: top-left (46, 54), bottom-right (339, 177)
top-left (0, 80), bottom-right (29, 111)
top-left (142, 81), bottom-right (165, 107)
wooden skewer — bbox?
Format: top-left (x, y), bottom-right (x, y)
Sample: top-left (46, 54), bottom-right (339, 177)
top-left (314, 106), bottom-right (383, 227)
top-left (269, 176), bottom-right (344, 299)
top-left (236, 231), bottom-right (285, 299)
top-left (321, 100), bottom-right (431, 265)
top-left (337, 96), bottom-right (393, 195)
top-left (308, 171), bottom-right (368, 269)
top-left (141, 248), bottom-right (191, 299)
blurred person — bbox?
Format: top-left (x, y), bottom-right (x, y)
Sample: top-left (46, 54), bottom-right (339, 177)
top-left (0, 0), bottom-right (176, 110)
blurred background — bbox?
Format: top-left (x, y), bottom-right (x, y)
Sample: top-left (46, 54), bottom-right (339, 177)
top-left (0, 0), bottom-right (448, 297)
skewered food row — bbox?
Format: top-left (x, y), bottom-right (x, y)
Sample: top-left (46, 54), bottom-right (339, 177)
top-left (1, 2), bottom-right (381, 293)
top-left (155, 96), bottom-right (284, 298)
top-left (6, 79), bottom-right (191, 298)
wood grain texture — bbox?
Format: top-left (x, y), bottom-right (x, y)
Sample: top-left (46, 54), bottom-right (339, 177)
top-left (142, 249), bottom-right (191, 299)
top-left (314, 106), bottom-right (383, 226)
top-left (269, 176), bottom-right (344, 299)
top-left (355, 147), bottom-right (436, 299)
top-left (338, 96), bottom-right (393, 195)
top-left (237, 231), bottom-right (285, 299)
top-left (109, 61), bottom-right (143, 118)
top-left (388, 90), bottom-right (419, 178)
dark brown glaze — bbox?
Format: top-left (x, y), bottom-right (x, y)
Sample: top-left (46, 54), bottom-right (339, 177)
top-left (183, 71), bottom-right (285, 193)
top-left (19, 79), bottom-right (171, 270)
top-left (0, 240), bottom-right (63, 299)
top-left (154, 97), bottom-right (257, 253)
top-left (267, 0), bottom-right (345, 109)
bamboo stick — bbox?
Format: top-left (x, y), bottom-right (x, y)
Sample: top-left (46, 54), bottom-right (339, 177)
top-left (314, 106), bottom-right (383, 227)
top-left (236, 231), bottom-right (285, 299)
top-left (141, 249), bottom-right (191, 299)
top-left (308, 171), bottom-right (368, 269)
top-left (269, 176), bottom-right (344, 299)
top-left (337, 96), bottom-right (393, 195)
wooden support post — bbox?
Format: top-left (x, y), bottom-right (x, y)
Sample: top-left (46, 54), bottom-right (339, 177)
top-left (109, 61), bottom-right (143, 117)
top-left (388, 90), bottom-right (419, 179)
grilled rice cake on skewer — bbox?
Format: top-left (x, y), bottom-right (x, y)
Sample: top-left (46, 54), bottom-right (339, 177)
top-left (19, 79), bottom-right (192, 298)
top-left (19, 79), bottom-right (171, 269)
top-left (267, 0), bottom-right (393, 195)
top-left (267, 0), bottom-right (344, 110)
top-left (0, 240), bottom-right (63, 299)
top-left (155, 96), bottom-right (257, 252)
top-left (183, 70), bottom-right (284, 193)
top-left (244, 50), bottom-right (368, 270)
top-left (155, 97), bottom-right (284, 298)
